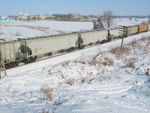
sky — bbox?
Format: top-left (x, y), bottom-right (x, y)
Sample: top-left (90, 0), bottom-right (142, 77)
top-left (0, 0), bottom-right (150, 16)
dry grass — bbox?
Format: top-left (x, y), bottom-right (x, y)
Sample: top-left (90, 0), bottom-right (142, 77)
top-left (102, 58), bottom-right (114, 67)
top-left (125, 62), bottom-right (136, 68)
top-left (42, 109), bottom-right (49, 113)
top-left (145, 37), bottom-right (150, 47)
top-left (58, 70), bottom-right (65, 79)
top-left (81, 77), bottom-right (86, 83)
top-left (88, 59), bottom-right (98, 66)
top-left (62, 61), bottom-right (69, 67)
top-left (99, 75), bottom-right (112, 81)
top-left (122, 58), bottom-right (137, 69)
top-left (41, 88), bottom-right (54, 101)
top-left (66, 79), bottom-right (75, 86)
top-left (87, 53), bottom-right (104, 66)
top-left (87, 52), bottom-right (114, 67)
top-left (128, 40), bottom-right (142, 49)
top-left (110, 47), bottom-right (130, 55)
top-left (74, 60), bottom-right (86, 64)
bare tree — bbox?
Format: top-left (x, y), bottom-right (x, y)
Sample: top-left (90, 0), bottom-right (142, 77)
top-left (103, 10), bottom-right (114, 40)
top-left (103, 10), bottom-right (113, 29)
top-left (93, 20), bottom-right (98, 29)
top-left (93, 17), bottom-right (104, 29)
top-left (97, 17), bottom-right (104, 29)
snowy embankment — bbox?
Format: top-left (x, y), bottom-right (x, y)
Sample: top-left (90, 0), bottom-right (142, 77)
top-left (0, 32), bottom-right (150, 113)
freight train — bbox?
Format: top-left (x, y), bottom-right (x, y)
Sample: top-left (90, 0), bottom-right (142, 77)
top-left (0, 24), bottom-right (150, 69)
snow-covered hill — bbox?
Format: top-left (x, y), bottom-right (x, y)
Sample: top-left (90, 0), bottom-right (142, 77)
top-left (0, 32), bottom-right (150, 113)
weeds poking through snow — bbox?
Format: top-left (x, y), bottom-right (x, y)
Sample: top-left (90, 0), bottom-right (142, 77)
top-left (66, 79), bottom-right (75, 86)
top-left (102, 58), bottom-right (114, 67)
top-left (111, 47), bottom-right (130, 55)
top-left (42, 109), bottom-right (49, 113)
top-left (124, 58), bottom-right (138, 69)
top-left (104, 95), bottom-right (109, 99)
top-left (41, 88), bottom-right (54, 101)
top-left (74, 60), bottom-right (86, 64)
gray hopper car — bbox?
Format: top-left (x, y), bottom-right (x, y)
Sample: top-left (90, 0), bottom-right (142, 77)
top-left (0, 30), bottom-right (108, 68)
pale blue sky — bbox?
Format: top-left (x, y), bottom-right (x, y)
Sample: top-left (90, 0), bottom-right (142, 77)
top-left (0, 0), bottom-right (150, 16)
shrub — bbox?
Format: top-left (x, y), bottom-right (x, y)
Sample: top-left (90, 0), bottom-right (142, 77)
top-left (41, 88), bottom-right (54, 101)
top-left (103, 58), bottom-right (114, 66)
top-left (129, 40), bottom-right (142, 49)
top-left (110, 47), bottom-right (130, 55)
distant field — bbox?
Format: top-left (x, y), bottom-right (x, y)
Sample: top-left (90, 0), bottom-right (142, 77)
top-left (0, 18), bottom-right (148, 41)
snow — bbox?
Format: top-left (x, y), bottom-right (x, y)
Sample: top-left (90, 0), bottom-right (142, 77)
top-left (0, 26), bottom-right (45, 37)
top-left (112, 18), bottom-right (148, 27)
top-left (0, 21), bottom-right (93, 41)
top-left (0, 32), bottom-right (150, 113)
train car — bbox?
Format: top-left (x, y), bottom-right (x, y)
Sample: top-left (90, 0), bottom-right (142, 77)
top-left (138, 24), bottom-right (148, 32)
top-left (80, 29), bottom-right (108, 45)
top-left (25, 33), bottom-right (78, 58)
top-left (110, 28), bottom-right (123, 39)
top-left (127, 26), bottom-right (139, 35)
top-left (0, 41), bottom-right (21, 68)
top-left (0, 33), bottom-right (79, 68)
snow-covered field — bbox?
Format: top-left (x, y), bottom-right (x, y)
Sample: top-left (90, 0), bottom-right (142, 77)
top-left (0, 18), bottom-right (148, 41)
top-left (0, 21), bottom-right (93, 41)
top-left (0, 32), bottom-right (150, 113)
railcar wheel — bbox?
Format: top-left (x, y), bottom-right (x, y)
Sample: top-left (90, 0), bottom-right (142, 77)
top-left (12, 62), bottom-right (19, 67)
top-left (5, 64), bottom-right (11, 69)
top-left (67, 47), bottom-right (75, 52)
top-left (29, 57), bottom-right (36, 63)
top-left (23, 59), bottom-right (29, 64)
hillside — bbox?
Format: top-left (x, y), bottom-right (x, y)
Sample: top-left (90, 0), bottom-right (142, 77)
top-left (0, 32), bottom-right (150, 113)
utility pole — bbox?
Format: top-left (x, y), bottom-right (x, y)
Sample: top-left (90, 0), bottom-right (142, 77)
top-left (120, 26), bottom-right (128, 48)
